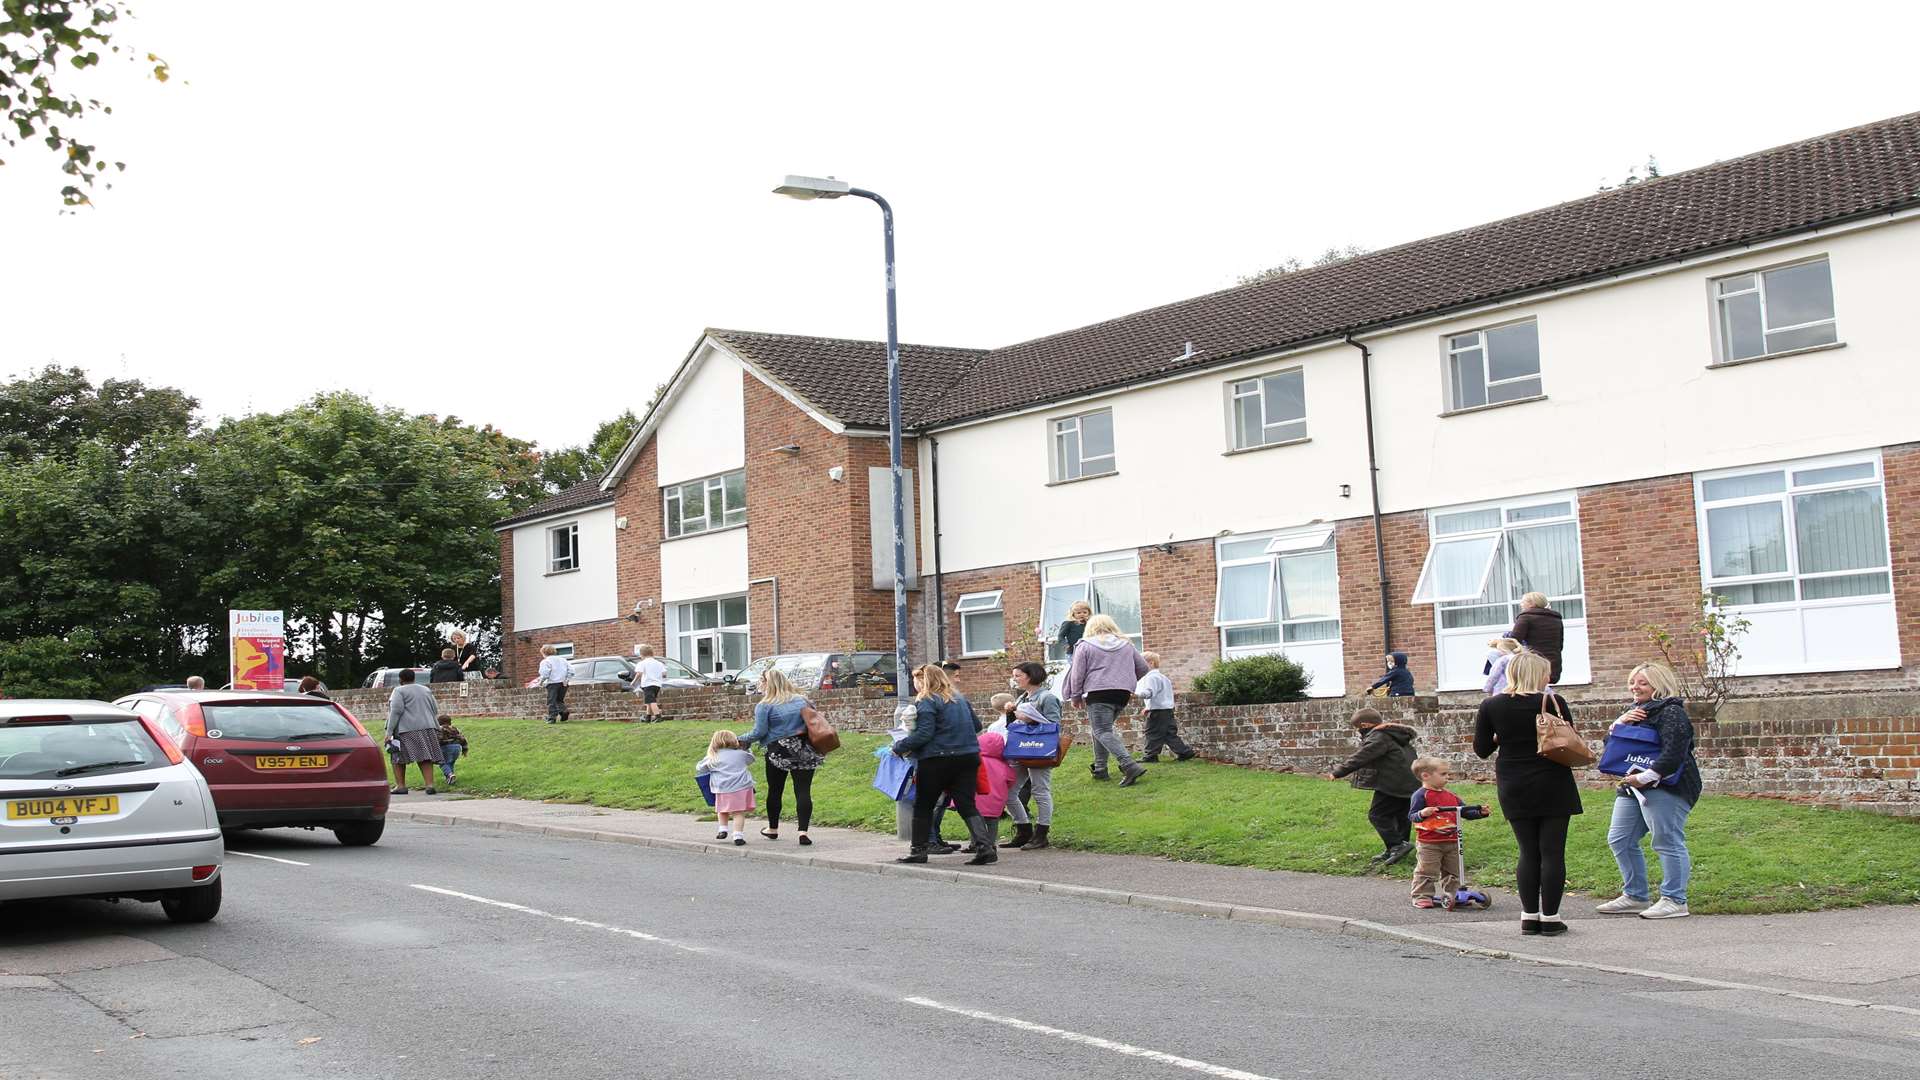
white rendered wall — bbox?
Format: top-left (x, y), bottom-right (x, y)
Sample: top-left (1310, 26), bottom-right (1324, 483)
top-left (656, 344), bottom-right (745, 486)
top-left (510, 507), bottom-right (618, 631)
top-left (929, 217), bottom-right (1920, 574)
top-left (660, 526), bottom-right (749, 604)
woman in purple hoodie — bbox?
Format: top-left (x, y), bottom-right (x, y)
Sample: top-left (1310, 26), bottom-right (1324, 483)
top-left (1061, 614), bottom-right (1150, 787)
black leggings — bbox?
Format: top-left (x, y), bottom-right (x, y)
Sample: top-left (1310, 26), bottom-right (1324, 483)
top-left (1508, 815), bottom-right (1571, 917)
top-left (910, 754), bottom-right (982, 850)
top-left (764, 761), bottom-right (814, 832)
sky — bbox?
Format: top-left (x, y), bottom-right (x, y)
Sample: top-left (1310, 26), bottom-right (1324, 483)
top-left (6, 1), bottom-right (1918, 451)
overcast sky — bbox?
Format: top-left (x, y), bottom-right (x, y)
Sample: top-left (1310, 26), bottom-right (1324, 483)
top-left (6, 1), bottom-right (1917, 450)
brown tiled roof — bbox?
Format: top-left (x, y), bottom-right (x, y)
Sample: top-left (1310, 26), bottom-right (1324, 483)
top-left (909, 110), bottom-right (1920, 426)
top-left (707, 329), bottom-right (989, 429)
top-left (492, 479), bottom-right (613, 529)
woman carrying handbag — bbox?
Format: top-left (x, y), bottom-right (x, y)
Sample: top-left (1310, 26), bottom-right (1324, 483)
top-left (740, 668), bottom-right (825, 846)
top-left (1473, 649), bottom-right (1585, 937)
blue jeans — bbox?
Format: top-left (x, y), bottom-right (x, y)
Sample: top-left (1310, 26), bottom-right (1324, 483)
top-left (440, 742), bottom-right (463, 781)
top-left (1608, 788), bottom-right (1693, 903)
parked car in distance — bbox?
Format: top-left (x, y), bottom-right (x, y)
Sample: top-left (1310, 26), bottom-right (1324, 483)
top-left (0, 699), bottom-right (225, 922)
top-left (726, 651), bottom-right (898, 695)
top-left (615, 655), bottom-right (715, 689)
top-left (113, 690), bottom-right (390, 847)
top-left (361, 667), bottom-right (430, 689)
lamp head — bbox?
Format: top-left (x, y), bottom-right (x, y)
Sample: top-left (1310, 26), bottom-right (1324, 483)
top-left (773, 174), bottom-right (852, 200)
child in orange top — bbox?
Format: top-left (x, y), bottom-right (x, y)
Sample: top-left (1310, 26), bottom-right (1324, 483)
top-left (1408, 757), bottom-right (1489, 910)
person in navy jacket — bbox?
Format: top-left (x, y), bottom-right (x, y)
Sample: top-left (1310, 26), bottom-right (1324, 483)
top-left (1369, 651), bottom-right (1415, 696)
top-left (1596, 662), bottom-right (1702, 921)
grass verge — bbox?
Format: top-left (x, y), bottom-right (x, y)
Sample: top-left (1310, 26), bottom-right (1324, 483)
top-left (411, 717), bottom-right (1920, 916)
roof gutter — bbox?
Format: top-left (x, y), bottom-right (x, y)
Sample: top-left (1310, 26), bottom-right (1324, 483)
top-left (1344, 333), bottom-right (1393, 655)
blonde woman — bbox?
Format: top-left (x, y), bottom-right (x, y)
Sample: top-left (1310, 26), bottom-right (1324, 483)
top-left (890, 664), bottom-right (992, 865)
top-left (740, 668), bottom-right (823, 845)
top-left (1508, 592), bottom-right (1566, 685)
top-left (1472, 649), bottom-right (1581, 937)
top-left (1061, 614), bottom-right (1150, 785)
top-left (1597, 662), bottom-right (1700, 920)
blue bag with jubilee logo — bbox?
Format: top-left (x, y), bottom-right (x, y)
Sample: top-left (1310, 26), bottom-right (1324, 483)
top-left (695, 771), bottom-right (716, 807)
top-left (1003, 719), bottom-right (1064, 767)
top-left (1598, 722), bottom-right (1681, 786)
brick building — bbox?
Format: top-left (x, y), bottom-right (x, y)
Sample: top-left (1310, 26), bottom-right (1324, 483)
top-left (497, 111), bottom-right (1920, 702)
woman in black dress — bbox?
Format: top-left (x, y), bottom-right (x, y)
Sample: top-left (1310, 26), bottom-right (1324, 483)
top-left (1473, 649), bottom-right (1582, 936)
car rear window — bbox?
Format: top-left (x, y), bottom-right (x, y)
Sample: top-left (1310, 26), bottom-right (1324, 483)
top-left (200, 702), bottom-right (360, 742)
top-left (0, 718), bottom-right (166, 780)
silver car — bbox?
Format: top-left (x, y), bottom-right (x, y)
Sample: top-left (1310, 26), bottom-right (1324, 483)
top-left (0, 700), bottom-right (225, 922)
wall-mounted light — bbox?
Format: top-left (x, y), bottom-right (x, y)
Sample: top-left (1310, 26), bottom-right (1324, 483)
top-left (1340, 484), bottom-right (1352, 498)
top-left (828, 465), bottom-right (845, 482)
top-left (772, 444), bottom-right (802, 455)
top-left (615, 516), bottom-right (630, 529)
top-left (1153, 541), bottom-right (1175, 556)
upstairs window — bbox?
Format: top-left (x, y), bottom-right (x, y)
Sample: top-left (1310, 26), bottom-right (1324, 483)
top-left (664, 469), bottom-right (746, 538)
top-left (955, 591), bottom-right (1005, 657)
top-left (1051, 409), bottom-right (1116, 482)
top-left (1714, 258), bottom-right (1837, 363)
top-left (1446, 319), bottom-right (1541, 411)
top-left (547, 522), bottom-right (579, 573)
top-left (1228, 369), bottom-right (1307, 450)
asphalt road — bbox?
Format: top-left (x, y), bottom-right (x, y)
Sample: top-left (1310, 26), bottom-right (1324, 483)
top-left (5, 821), bottom-right (1920, 1080)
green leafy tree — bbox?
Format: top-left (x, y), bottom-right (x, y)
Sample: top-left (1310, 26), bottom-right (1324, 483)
top-left (0, 630), bottom-right (101, 697)
top-left (0, 1), bottom-right (169, 206)
top-left (0, 364), bottom-right (198, 462)
top-left (1237, 244), bottom-right (1369, 286)
top-left (536, 409), bottom-right (641, 491)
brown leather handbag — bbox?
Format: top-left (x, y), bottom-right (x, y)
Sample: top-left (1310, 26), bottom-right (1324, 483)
top-left (801, 706), bottom-right (840, 754)
top-left (1535, 694), bottom-right (1596, 768)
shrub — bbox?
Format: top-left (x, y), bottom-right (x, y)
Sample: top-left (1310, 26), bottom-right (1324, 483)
top-left (1191, 653), bottom-right (1312, 706)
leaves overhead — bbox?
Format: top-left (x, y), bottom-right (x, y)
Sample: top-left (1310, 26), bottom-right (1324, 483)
top-left (0, 1), bottom-right (169, 207)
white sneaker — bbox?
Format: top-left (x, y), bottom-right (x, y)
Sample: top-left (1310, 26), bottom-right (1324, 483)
top-left (1639, 897), bottom-right (1690, 920)
top-left (1596, 895), bottom-right (1648, 914)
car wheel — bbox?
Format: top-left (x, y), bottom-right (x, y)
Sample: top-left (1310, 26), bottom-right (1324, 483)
top-left (160, 878), bottom-right (222, 923)
top-left (333, 819), bottom-right (385, 847)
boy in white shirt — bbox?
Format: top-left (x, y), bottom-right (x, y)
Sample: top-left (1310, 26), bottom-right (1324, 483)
top-left (536, 645), bottom-right (571, 725)
top-left (1134, 651), bottom-right (1195, 763)
top-left (634, 645), bottom-right (668, 722)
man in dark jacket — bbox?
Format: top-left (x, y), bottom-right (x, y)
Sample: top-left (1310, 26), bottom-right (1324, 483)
top-left (1369, 651), bottom-right (1415, 696)
top-left (428, 648), bottom-right (466, 684)
top-left (1326, 707), bottom-right (1420, 866)
top-left (1509, 593), bottom-right (1566, 684)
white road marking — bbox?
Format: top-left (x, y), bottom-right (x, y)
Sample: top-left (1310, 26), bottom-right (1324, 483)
top-left (227, 850), bottom-right (310, 866)
top-left (904, 996), bottom-right (1283, 1080)
top-left (410, 884), bottom-right (704, 953)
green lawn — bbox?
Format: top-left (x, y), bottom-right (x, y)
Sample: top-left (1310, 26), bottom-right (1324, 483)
top-left (412, 717), bottom-right (1920, 916)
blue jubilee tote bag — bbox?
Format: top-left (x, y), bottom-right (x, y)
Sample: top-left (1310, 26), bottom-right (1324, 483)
top-left (1598, 722), bottom-right (1681, 786)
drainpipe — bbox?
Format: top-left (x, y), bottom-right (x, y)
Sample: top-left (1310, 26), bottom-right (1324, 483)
top-left (1344, 334), bottom-right (1393, 653)
top-left (929, 436), bottom-right (946, 659)
top-left (748, 575), bottom-right (780, 655)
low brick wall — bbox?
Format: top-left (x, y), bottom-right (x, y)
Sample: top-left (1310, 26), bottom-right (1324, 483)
top-left (332, 682), bottom-right (1920, 816)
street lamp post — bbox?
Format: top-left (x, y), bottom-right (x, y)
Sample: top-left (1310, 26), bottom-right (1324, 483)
top-left (774, 175), bottom-right (911, 699)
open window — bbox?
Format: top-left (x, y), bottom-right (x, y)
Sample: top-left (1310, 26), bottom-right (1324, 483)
top-left (955, 591), bottom-right (1005, 657)
top-left (1410, 533), bottom-right (1501, 604)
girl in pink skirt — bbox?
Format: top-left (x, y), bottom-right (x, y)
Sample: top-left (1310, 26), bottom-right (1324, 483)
top-left (696, 730), bottom-right (757, 846)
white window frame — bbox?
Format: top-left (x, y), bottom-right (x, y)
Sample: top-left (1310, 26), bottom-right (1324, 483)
top-left (1039, 551), bottom-right (1141, 661)
top-left (1711, 256), bottom-right (1838, 364)
top-left (955, 590), bottom-right (1006, 658)
top-left (1213, 527), bottom-right (1342, 650)
top-left (668, 594), bottom-right (751, 675)
top-left (1418, 494), bottom-right (1590, 690)
top-left (663, 469), bottom-right (747, 539)
top-left (1443, 318), bottom-right (1542, 412)
top-left (1227, 368), bottom-right (1308, 451)
top-left (1050, 408), bottom-right (1116, 483)
top-left (1694, 450), bottom-right (1892, 614)
top-left (546, 522), bottom-right (580, 574)
top-left (548, 642), bottom-right (574, 658)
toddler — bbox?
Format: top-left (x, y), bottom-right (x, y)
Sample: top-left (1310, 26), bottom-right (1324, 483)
top-left (695, 729), bottom-right (756, 846)
top-left (987, 692), bottom-right (1016, 735)
top-left (1135, 651), bottom-right (1193, 762)
top-left (436, 715), bottom-right (468, 788)
top-left (1482, 637), bottom-right (1520, 695)
top-left (1408, 757), bottom-right (1490, 910)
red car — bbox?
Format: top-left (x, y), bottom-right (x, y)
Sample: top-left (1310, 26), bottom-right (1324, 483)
top-left (114, 690), bottom-right (390, 846)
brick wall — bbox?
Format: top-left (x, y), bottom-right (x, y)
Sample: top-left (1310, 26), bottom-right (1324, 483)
top-left (1336, 510), bottom-right (1436, 695)
top-left (744, 376), bottom-right (861, 655)
top-left (1883, 442), bottom-right (1920, 689)
top-left (614, 436), bottom-right (666, 667)
top-left (1576, 473), bottom-right (1701, 693)
top-left (1138, 539), bottom-right (1217, 684)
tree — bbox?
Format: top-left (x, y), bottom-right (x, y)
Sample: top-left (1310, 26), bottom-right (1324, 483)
top-left (0, 1), bottom-right (169, 206)
top-left (1598, 156), bottom-right (1663, 192)
top-left (1237, 244), bottom-right (1370, 286)
top-left (0, 364), bottom-right (198, 462)
top-left (536, 409), bottom-right (640, 492)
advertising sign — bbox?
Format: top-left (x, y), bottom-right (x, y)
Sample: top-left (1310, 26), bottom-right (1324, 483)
top-left (229, 609), bottom-right (286, 690)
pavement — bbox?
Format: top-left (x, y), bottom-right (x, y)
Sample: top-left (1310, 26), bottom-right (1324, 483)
top-left (8, 817), bottom-right (1920, 1080)
top-left (387, 793), bottom-right (1920, 1013)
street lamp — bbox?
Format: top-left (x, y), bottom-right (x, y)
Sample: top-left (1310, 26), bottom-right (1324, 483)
top-left (774, 174), bottom-right (911, 699)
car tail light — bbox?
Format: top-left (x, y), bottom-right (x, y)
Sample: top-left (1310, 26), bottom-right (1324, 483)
top-left (819, 670), bottom-right (835, 690)
top-left (138, 715), bottom-right (187, 764)
top-left (191, 865), bottom-right (217, 881)
top-left (182, 705), bottom-right (207, 738)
